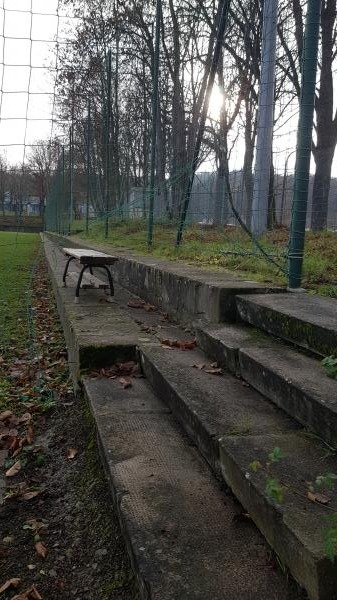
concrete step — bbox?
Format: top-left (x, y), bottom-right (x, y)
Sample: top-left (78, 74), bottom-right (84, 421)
top-left (83, 376), bottom-right (297, 600)
top-left (195, 324), bottom-right (337, 447)
top-left (139, 343), bottom-right (337, 600)
top-left (236, 293), bottom-right (337, 357)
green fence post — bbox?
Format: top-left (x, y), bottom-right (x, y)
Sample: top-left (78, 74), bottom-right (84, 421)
top-left (147, 0), bottom-right (161, 249)
top-left (69, 126), bottom-right (73, 235)
top-left (86, 99), bottom-right (91, 235)
top-left (288, 0), bottom-right (322, 289)
top-left (105, 49), bottom-right (112, 239)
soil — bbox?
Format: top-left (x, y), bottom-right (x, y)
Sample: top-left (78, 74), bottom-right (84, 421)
top-left (0, 259), bottom-right (138, 600)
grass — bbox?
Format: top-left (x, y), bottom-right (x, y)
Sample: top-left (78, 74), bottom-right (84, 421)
top-left (72, 219), bottom-right (337, 296)
top-left (0, 231), bottom-right (41, 353)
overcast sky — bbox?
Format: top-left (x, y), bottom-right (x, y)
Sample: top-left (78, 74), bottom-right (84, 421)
top-left (0, 1), bottom-right (335, 177)
top-left (0, 0), bottom-right (73, 165)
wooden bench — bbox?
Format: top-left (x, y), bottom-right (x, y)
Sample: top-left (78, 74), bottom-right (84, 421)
top-left (62, 248), bottom-right (118, 303)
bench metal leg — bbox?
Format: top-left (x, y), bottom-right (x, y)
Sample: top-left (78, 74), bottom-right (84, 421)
top-left (75, 264), bottom-right (90, 303)
top-left (101, 266), bottom-right (114, 297)
top-left (62, 256), bottom-right (76, 287)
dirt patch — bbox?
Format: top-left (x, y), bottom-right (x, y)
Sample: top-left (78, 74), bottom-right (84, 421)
top-left (0, 260), bottom-right (138, 600)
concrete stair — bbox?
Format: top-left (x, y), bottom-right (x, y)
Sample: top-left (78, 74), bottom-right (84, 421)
top-left (236, 293), bottom-right (337, 357)
top-left (44, 235), bottom-right (337, 600)
top-left (195, 324), bottom-right (337, 447)
top-left (83, 376), bottom-right (297, 600)
top-left (139, 343), bottom-right (337, 600)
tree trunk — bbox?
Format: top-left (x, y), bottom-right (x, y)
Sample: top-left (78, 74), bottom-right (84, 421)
top-left (311, 148), bottom-right (334, 230)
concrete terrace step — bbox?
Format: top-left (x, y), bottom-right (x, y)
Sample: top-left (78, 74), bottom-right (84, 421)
top-left (195, 324), bottom-right (337, 447)
top-left (46, 232), bottom-right (281, 323)
top-left (83, 376), bottom-right (300, 600)
top-left (139, 343), bottom-right (337, 600)
top-left (236, 293), bottom-right (337, 357)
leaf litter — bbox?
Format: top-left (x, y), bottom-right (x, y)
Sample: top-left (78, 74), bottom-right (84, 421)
top-left (0, 258), bottom-right (135, 598)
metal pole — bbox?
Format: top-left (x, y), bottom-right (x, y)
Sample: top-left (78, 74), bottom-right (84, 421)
top-left (105, 49), bottom-right (112, 239)
top-left (288, 0), bottom-right (322, 289)
top-left (61, 146), bottom-right (65, 234)
top-left (86, 99), bottom-right (91, 235)
top-left (69, 126), bottom-right (73, 234)
top-left (251, 0), bottom-right (278, 235)
top-left (147, 0), bottom-right (161, 248)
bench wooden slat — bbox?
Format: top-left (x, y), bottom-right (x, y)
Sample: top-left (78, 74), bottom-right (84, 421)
top-left (68, 271), bottom-right (109, 290)
top-left (63, 247), bottom-right (118, 265)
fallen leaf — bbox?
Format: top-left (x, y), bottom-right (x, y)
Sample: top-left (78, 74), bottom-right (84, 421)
top-left (192, 363), bottom-right (205, 370)
top-left (18, 413), bottom-right (32, 424)
top-left (0, 578), bottom-right (21, 593)
top-left (204, 367), bottom-right (223, 375)
top-left (160, 338), bottom-right (197, 350)
top-left (26, 426), bottom-right (34, 444)
top-left (66, 448), bottom-right (78, 460)
top-left (6, 461), bottom-right (22, 477)
top-left (0, 410), bottom-right (13, 422)
top-left (30, 585), bottom-right (42, 600)
top-left (127, 301), bottom-right (144, 309)
top-left (119, 377), bottom-right (132, 389)
top-left (143, 303), bottom-right (157, 312)
top-left (307, 491), bottom-right (330, 505)
top-left (35, 541), bottom-right (48, 558)
top-left (21, 489), bottom-right (41, 500)
top-left (176, 339), bottom-right (197, 350)
top-left (12, 584), bottom-right (42, 600)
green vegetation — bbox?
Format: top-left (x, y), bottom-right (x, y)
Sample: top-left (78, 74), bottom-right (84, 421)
top-left (322, 356), bottom-right (337, 379)
top-left (0, 231), bottom-right (40, 352)
top-left (73, 219), bottom-right (337, 294)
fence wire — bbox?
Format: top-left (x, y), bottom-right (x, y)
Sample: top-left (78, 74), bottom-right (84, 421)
top-left (0, 0), bottom-right (335, 292)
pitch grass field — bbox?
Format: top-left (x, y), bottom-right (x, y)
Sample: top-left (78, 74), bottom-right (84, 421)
top-left (0, 231), bottom-right (41, 352)
top-left (74, 220), bottom-right (337, 297)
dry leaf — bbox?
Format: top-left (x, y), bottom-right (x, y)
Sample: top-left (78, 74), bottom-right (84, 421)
top-left (176, 339), bottom-right (197, 350)
top-left (0, 410), bottom-right (13, 422)
top-left (0, 578), bottom-right (21, 593)
top-left (21, 490), bottom-right (41, 501)
top-left (66, 447), bottom-right (78, 460)
top-left (12, 584), bottom-right (42, 600)
top-left (143, 303), bottom-right (157, 312)
top-left (192, 363), bottom-right (205, 370)
top-left (6, 460), bottom-right (22, 477)
top-left (30, 585), bottom-right (42, 600)
top-left (160, 338), bottom-right (196, 350)
top-left (18, 413), bottom-right (32, 424)
top-left (307, 491), bottom-right (329, 505)
top-left (35, 541), bottom-right (48, 558)
top-left (26, 426), bottom-right (34, 444)
top-left (119, 377), bottom-right (132, 389)
top-left (127, 301), bottom-right (144, 309)
top-left (204, 367), bottom-right (223, 375)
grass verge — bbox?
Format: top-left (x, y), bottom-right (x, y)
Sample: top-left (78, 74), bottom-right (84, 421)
top-left (72, 220), bottom-right (337, 296)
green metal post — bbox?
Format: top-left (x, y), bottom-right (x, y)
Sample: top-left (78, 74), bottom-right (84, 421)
top-left (288, 0), bottom-right (322, 289)
top-left (105, 49), bottom-right (112, 239)
top-left (86, 99), bottom-right (91, 235)
top-left (147, 0), bottom-right (161, 249)
top-left (61, 146), bottom-right (65, 234)
top-left (69, 126), bottom-right (73, 235)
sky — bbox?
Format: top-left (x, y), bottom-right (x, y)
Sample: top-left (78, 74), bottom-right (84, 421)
top-left (0, 0), bottom-right (72, 166)
top-left (0, 1), bottom-right (334, 177)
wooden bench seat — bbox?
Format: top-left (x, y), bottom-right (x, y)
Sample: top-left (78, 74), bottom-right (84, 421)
top-left (62, 247), bottom-right (118, 303)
